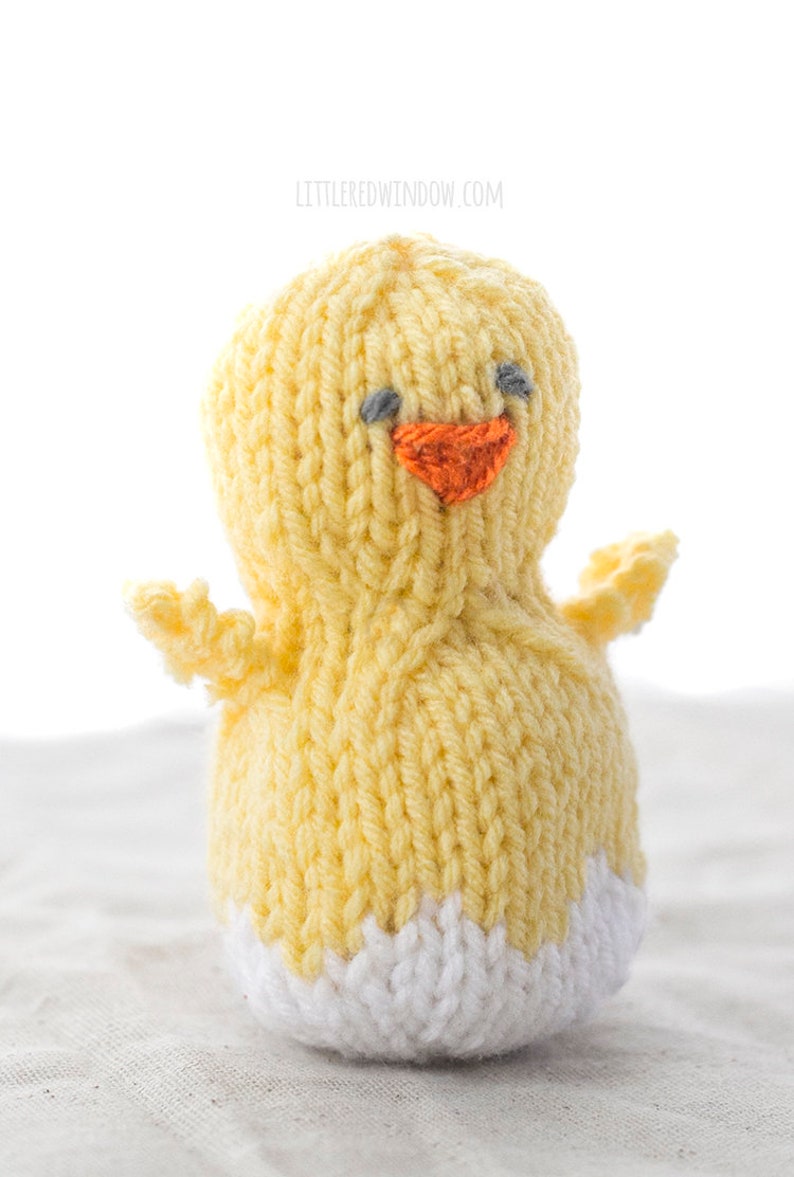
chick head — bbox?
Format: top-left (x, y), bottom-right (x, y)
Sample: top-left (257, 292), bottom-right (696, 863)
top-left (204, 235), bottom-right (580, 613)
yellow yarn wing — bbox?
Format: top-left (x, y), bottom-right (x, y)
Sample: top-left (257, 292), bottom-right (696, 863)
top-left (124, 579), bottom-right (273, 702)
top-left (560, 531), bottom-right (678, 646)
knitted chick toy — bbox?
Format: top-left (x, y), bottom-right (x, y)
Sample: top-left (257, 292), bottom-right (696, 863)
top-left (126, 235), bottom-right (677, 1060)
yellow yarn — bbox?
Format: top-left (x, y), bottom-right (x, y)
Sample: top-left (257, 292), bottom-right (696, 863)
top-left (123, 579), bottom-right (279, 703)
top-left (126, 234), bottom-right (677, 980)
top-left (560, 531), bottom-right (679, 645)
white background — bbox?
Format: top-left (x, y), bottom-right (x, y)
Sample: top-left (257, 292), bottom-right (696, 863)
top-left (1, 2), bottom-right (792, 736)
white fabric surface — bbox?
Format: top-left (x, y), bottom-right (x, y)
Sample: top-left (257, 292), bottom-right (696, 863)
top-left (2, 687), bottom-right (792, 1176)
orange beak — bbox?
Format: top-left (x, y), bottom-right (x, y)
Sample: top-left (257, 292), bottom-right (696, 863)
top-left (391, 415), bottom-right (517, 505)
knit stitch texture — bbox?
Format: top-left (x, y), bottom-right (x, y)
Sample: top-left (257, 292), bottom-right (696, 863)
top-left (126, 234), bottom-right (677, 1058)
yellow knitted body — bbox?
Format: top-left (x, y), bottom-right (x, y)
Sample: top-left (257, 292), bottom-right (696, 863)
top-left (208, 591), bottom-right (643, 978)
top-left (127, 235), bottom-right (676, 1052)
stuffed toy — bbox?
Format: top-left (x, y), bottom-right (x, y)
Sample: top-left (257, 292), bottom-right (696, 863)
top-left (126, 235), bottom-right (677, 1060)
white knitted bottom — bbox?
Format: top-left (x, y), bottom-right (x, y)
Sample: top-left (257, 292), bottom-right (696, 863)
top-left (224, 851), bottom-right (646, 1061)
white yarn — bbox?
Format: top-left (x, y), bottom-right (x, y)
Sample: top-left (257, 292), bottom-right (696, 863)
top-left (224, 852), bottom-right (646, 1061)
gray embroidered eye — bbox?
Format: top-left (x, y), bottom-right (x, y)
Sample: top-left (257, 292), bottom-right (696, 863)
top-left (495, 362), bottom-right (533, 400)
top-left (360, 387), bottom-right (402, 424)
